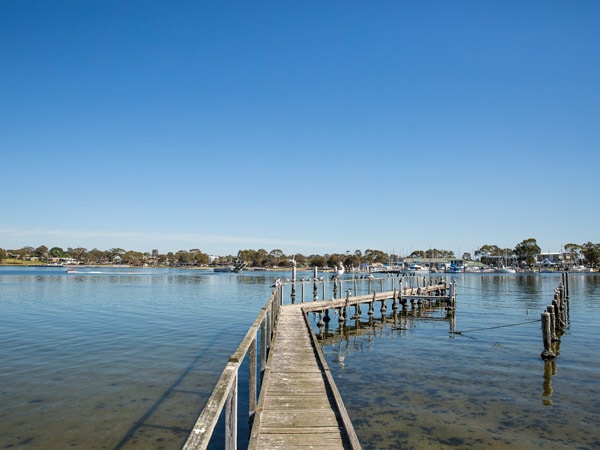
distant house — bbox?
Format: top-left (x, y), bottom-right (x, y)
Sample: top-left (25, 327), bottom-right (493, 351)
top-left (535, 252), bottom-right (580, 267)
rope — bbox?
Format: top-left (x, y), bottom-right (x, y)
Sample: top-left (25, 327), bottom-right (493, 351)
top-left (451, 318), bottom-right (541, 336)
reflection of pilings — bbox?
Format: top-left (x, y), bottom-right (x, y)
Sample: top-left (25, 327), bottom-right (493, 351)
top-left (562, 270), bottom-right (569, 299)
top-left (313, 306), bottom-right (451, 347)
top-left (542, 359), bottom-right (556, 406)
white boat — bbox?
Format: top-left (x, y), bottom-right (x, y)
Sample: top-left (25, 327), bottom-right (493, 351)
top-left (497, 265), bottom-right (517, 274)
top-left (569, 265), bottom-right (593, 273)
top-left (403, 264), bottom-right (430, 275)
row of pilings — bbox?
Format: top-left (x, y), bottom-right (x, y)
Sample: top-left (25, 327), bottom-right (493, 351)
top-left (540, 271), bottom-right (570, 360)
top-left (315, 285), bottom-right (456, 328)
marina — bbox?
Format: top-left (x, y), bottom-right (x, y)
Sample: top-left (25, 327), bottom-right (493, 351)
top-left (1, 267), bottom-right (599, 448)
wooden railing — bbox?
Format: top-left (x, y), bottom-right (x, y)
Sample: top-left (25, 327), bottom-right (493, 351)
top-left (182, 288), bottom-right (281, 450)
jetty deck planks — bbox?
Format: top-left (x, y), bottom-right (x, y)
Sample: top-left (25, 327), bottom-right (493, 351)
top-left (249, 305), bottom-right (360, 449)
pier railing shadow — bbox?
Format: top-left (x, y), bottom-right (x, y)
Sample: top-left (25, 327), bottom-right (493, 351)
top-left (181, 287), bottom-right (280, 449)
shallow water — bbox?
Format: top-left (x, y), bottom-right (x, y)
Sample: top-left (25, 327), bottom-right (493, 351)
top-left (315, 273), bottom-right (600, 449)
top-left (0, 267), bottom-right (273, 449)
top-left (1, 268), bottom-right (599, 449)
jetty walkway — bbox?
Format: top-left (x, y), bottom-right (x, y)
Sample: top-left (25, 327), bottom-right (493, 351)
top-left (248, 304), bottom-right (361, 449)
top-left (183, 277), bottom-right (455, 449)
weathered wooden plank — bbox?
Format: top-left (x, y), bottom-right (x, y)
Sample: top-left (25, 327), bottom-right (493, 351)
top-left (259, 413), bottom-right (342, 427)
top-left (248, 306), bottom-right (362, 450)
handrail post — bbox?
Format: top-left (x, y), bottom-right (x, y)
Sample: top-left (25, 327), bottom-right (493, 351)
top-left (225, 373), bottom-right (238, 450)
top-left (249, 337), bottom-right (257, 424)
top-left (260, 320), bottom-right (267, 379)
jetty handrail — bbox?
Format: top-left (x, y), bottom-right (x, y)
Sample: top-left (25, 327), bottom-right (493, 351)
top-left (182, 288), bottom-right (281, 450)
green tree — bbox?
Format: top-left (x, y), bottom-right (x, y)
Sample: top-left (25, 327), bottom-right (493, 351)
top-left (514, 238), bottom-right (541, 266)
top-left (49, 247), bottom-right (65, 258)
top-left (292, 253), bottom-right (308, 267)
top-left (71, 247), bottom-right (89, 263)
top-left (176, 250), bottom-right (193, 265)
top-left (364, 249), bottom-right (388, 264)
top-left (14, 246), bottom-right (34, 260)
top-left (582, 242), bottom-right (600, 267)
top-left (308, 255), bottom-right (326, 268)
top-left (344, 253), bottom-right (361, 269)
top-left (475, 244), bottom-right (503, 264)
top-left (0, 248), bottom-right (7, 261)
top-left (34, 246), bottom-right (49, 259)
top-left (268, 249), bottom-right (285, 267)
top-left (564, 243), bottom-right (582, 266)
top-left (89, 248), bottom-right (108, 263)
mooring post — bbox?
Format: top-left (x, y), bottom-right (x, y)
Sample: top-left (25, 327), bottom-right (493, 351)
top-left (546, 305), bottom-right (558, 341)
top-left (353, 276), bottom-right (358, 297)
top-left (541, 312), bottom-right (556, 359)
top-left (317, 311), bottom-right (324, 327)
top-left (552, 295), bottom-right (561, 331)
top-left (313, 266), bottom-right (318, 301)
top-left (291, 260), bottom-right (297, 304)
top-left (399, 278), bottom-right (403, 304)
top-left (378, 291), bottom-right (386, 313)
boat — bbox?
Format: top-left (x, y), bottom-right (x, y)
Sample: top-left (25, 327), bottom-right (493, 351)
top-left (402, 264), bottom-right (430, 275)
top-left (497, 265), bottom-right (517, 274)
top-left (569, 265), bottom-right (593, 273)
top-left (213, 262), bottom-right (247, 273)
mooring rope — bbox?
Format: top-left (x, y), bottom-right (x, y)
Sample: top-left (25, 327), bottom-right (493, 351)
top-left (450, 318), bottom-right (541, 336)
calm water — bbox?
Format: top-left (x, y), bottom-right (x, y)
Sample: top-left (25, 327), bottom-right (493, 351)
top-left (1, 268), bottom-right (599, 449)
top-left (314, 273), bottom-right (600, 449)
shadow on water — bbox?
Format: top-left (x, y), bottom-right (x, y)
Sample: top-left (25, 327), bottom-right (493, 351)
top-left (112, 333), bottom-right (224, 450)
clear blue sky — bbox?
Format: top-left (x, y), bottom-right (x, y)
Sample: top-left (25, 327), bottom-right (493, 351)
top-left (1, 1), bottom-right (599, 257)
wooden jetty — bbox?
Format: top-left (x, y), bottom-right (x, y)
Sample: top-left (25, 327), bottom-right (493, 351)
top-left (183, 277), bottom-right (456, 449)
top-left (248, 305), bottom-right (361, 449)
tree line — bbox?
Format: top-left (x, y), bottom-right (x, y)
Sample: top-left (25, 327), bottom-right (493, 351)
top-left (1, 238), bottom-right (599, 268)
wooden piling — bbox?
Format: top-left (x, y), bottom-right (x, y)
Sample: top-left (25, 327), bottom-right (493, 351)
top-left (541, 312), bottom-right (556, 359)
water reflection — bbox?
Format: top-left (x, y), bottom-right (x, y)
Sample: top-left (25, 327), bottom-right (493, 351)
top-left (316, 273), bottom-right (600, 449)
top-left (543, 358), bottom-right (558, 406)
top-left (312, 300), bottom-right (454, 350)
